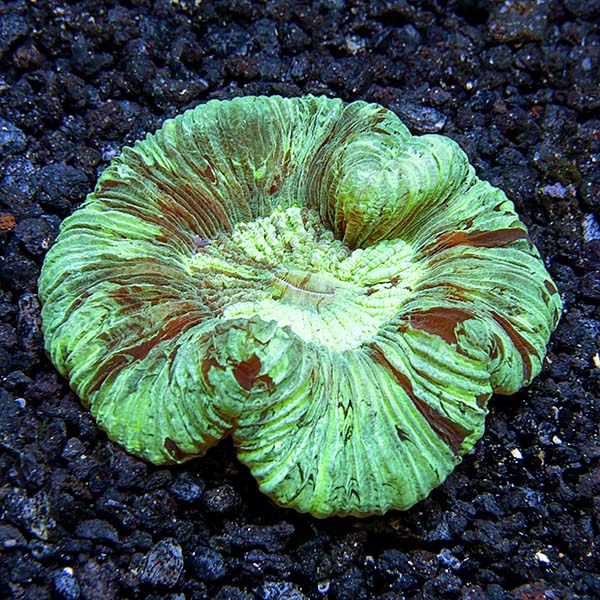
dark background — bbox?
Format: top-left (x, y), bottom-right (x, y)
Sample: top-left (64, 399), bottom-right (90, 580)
top-left (0, 0), bottom-right (599, 598)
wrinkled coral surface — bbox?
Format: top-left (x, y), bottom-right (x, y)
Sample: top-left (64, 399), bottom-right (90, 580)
top-left (39, 96), bottom-right (561, 517)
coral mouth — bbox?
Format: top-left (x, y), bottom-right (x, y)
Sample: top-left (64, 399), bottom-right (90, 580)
top-left (272, 270), bottom-right (349, 307)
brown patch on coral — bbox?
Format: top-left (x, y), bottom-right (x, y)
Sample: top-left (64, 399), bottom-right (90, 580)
top-left (476, 393), bottom-right (490, 408)
top-left (89, 313), bottom-right (204, 393)
top-left (425, 227), bottom-right (529, 253)
top-left (490, 311), bottom-right (536, 382)
top-left (164, 437), bottom-right (190, 461)
top-left (406, 307), bottom-right (476, 344)
top-left (369, 343), bottom-right (471, 454)
top-left (233, 354), bottom-right (264, 391)
top-left (544, 279), bottom-right (558, 295)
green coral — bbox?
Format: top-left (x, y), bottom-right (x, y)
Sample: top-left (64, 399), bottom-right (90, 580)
top-left (38, 96), bottom-right (562, 517)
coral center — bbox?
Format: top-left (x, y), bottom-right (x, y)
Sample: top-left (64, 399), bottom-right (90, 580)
top-left (190, 207), bottom-right (421, 351)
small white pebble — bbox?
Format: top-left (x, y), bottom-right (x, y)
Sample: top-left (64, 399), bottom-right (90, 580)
top-left (510, 448), bottom-right (523, 460)
top-left (552, 435), bottom-right (563, 445)
top-left (535, 550), bottom-right (551, 564)
top-left (345, 35), bottom-right (365, 54)
top-left (433, 117), bottom-right (447, 131)
top-left (593, 353), bottom-right (600, 369)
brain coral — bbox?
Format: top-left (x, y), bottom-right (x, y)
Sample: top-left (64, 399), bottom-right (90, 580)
top-left (39, 95), bottom-right (562, 517)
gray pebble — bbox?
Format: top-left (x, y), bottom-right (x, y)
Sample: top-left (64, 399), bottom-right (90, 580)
top-left (77, 559), bottom-right (116, 600)
top-left (215, 587), bottom-right (255, 600)
top-left (169, 472), bottom-right (205, 503)
top-left (389, 100), bottom-right (447, 134)
top-left (4, 488), bottom-right (56, 540)
top-left (0, 117), bottom-right (26, 157)
top-left (17, 293), bottom-right (42, 352)
top-left (262, 581), bottom-right (309, 600)
top-left (0, 12), bottom-right (30, 59)
top-left (140, 538), bottom-right (184, 588)
top-left (189, 546), bottom-right (227, 581)
top-left (75, 519), bottom-right (119, 544)
top-left (203, 484), bottom-right (242, 514)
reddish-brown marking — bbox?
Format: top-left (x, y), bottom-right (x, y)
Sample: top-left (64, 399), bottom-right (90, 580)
top-left (374, 109), bottom-right (388, 125)
top-left (259, 373), bottom-right (275, 392)
top-left (164, 437), bottom-right (193, 461)
top-left (70, 290), bottom-right (91, 311)
top-left (155, 195), bottom-right (195, 227)
top-left (489, 333), bottom-right (502, 360)
top-left (425, 228), bottom-right (529, 253)
top-left (406, 307), bottom-right (475, 344)
top-left (369, 344), bottom-right (471, 455)
top-left (89, 313), bottom-right (204, 393)
top-left (88, 353), bottom-right (129, 394)
top-left (233, 354), bottom-right (262, 391)
top-left (131, 316), bottom-right (200, 362)
top-left (153, 179), bottom-right (231, 235)
top-left (202, 157), bottom-right (217, 183)
top-left (396, 426), bottom-right (409, 441)
top-left (490, 311), bottom-right (536, 382)
top-left (107, 285), bottom-right (154, 310)
top-left (282, 147), bottom-right (292, 175)
top-left (201, 356), bottom-right (219, 388)
top-left (476, 393), bottom-right (490, 408)
top-left (544, 279), bottom-right (557, 295)
top-left (98, 178), bottom-right (121, 190)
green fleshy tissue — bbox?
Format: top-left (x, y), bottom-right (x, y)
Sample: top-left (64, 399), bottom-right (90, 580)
top-left (38, 96), bottom-right (562, 517)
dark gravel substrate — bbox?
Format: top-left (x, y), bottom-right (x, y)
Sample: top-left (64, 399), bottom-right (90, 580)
top-left (0, 0), bottom-right (599, 598)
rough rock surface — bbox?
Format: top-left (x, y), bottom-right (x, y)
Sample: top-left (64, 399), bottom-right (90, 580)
top-left (0, 0), bottom-right (598, 599)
